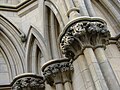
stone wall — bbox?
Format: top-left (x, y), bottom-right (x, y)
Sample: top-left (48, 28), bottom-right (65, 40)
top-left (0, 0), bottom-right (120, 90)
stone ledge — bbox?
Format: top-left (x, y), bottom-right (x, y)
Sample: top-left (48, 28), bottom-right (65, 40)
top-left (42, 58), bottom-right (69, 72)
top-left (0, 0), bottom-right (37, 12)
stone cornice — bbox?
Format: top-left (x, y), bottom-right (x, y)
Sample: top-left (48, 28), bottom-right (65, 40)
top-left (0, 0), bottom-right (37, 12)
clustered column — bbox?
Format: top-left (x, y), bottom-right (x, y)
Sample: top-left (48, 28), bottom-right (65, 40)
top-left (42, 58), bottom-right (73, 90)
top-left (59, 17), bottom-right (120, 90)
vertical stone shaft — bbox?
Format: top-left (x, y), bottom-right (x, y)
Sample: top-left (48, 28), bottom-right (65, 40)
top-left (64, 0), bottom-right (74, 10)
top-left (79, 0), bottom-right (89, 16)
top-left (84, 48), bottom-right (108, 90)
top-left (79, 55), bottom-right (96, 90)
top-left (84, 0), bottom-right (96, 16)
top-left (55, 83), bottom-right (64, 90)
top-left (59, 17), bottom-right (111, 90)
top-left (64, 82), bottom-right (72, 90)
top-left (64, 0), bottom-right (80, 19)
top-left (62, 71), bottom-right (72, 90)
top-left (54, 73), bottom-right (64, 90)
top-left (99, 0), bottom-right (120, 27)
top-left (72, 57), bottom-right (86, 90)
top-left (50, 11), bottom-right (60, 58)
top-left (94, 47), bottom-right (120, 90)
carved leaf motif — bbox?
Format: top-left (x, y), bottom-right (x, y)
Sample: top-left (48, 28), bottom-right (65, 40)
top-left (43, 61), bottom-right (73, 86)
top-left (12, 77), bottom-right (45, 90)
top-left (60, 21), bottom-right (110, 59)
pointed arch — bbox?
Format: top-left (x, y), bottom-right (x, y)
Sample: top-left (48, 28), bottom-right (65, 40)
top-left (44, 0), bottom-right (65, 29)
top-left (0, 14), bottom-right (25, 83)
top-left (92, 0), bottom-right (120, 35)
top-left (25, 26), bottom-right (50, 73)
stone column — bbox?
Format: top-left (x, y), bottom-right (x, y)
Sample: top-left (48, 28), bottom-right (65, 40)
top-left (79, 0), bottom-right (89, 16)
top-left (61, 62), bottom-right (73, 90)
top-left (11, 73), bottom-right (45, 90)
top-left (85, 18), bottom-right (120, 89)
top-left (78, 55), bottom-right (95, 90)
top-left (94, 47), bottom-right (120, 90)
top-left (84, 0), bottom-right (96, 16)
top-left (83, 48), bottom-right (108, 90)
top-left (50, 11), bottom-right (60, 58)
top-left (64, 0), bottom-right (80, 19)
top-left (59, 17), bottom-right (112, 90)
top-left (42, 58), bottom-right (73, 90)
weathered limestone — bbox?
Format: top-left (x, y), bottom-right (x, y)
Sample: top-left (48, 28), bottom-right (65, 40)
top-left (84, 48), bottom-right (108, 90)
top-left (1, 0), bottom-right (120, 90)
top-left (49, 11), bottom-right (60, 58)
top-left (94, 47), bottom-right (120, 90)
top-left (84, 0), bottom-right (96, 16)
top-left (59, 16), bottom-right (119, 90)
top-left (42, 58), bottom-right (73, 90)
top-left (11, 73), bottom-right (45, 90)
top-left (59, 17), bottom-right (110, 59)
top-left (78, 0), bottom-right (89, 16)
top-left (99, 0), bottom-right (120, 27)
top-left (61, 62), bottom-right (73, 90)
top-left (76, 55), bottom-right (96, 90)
top-left (64, 0), bottom-right (80, 19)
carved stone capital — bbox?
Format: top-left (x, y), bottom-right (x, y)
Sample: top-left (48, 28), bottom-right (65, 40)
top-left (42, 58), bottom-right (73, 86)
top-left (59, 17), bottom-right (110, 59)
top-left (11, 73), bottom-right (45, 90)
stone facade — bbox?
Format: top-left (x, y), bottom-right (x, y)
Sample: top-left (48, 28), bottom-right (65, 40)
top-left (0, 0), bottom-right (120, 90)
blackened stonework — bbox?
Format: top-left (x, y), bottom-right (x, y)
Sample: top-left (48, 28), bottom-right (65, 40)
top-left (59, 17), bottom-right (110, 59)
top-left (42, 58), bottom-right (73, 86)
top-left (11, 74), bottom-right (45, 90)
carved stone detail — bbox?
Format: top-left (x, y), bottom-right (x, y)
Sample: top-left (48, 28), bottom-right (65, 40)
top-left (20, 33), bottom-right (26, 42)
top-left (59, 18), bottom-right (110, 59)
top-left (116, 38), bottom-right (120, 51)
top-left (42, 59), bottom-right (73, 86)
top-left (12, 74), bottom-right (45, 90)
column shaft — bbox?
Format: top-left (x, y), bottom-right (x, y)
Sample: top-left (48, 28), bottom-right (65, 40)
top-left (50, 11), bottom-right (60, 58)
top-left (95, 47), bottom-right (120, 90)
top-left (79, 55), bottom-right (96, 90)
top-left (64, 0), bottom-right (80, 19)
top-left (54, 73), bottom-right (64, 90)
top-left (62, 71), bottom-right (72, 90)
top-left (79, 0), bottom-right (89, 16)
top-left (84, 48), bottom-right (108, 90)
top-left (84, 0), bottom-right (96, 16)
top-left (64, 82), bottom-right (72, 90)
top-left (72, 57), bottom-right (86, 90)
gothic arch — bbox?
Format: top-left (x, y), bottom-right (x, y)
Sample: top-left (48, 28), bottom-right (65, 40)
top-left (44, 0), bottom-right (65, 29)
top-left (25, 26), bottom-right (50, 73)
top-left (92, 0), bottom-right (120, 35)
top-left (0, 14), bottom-right (25, 82)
